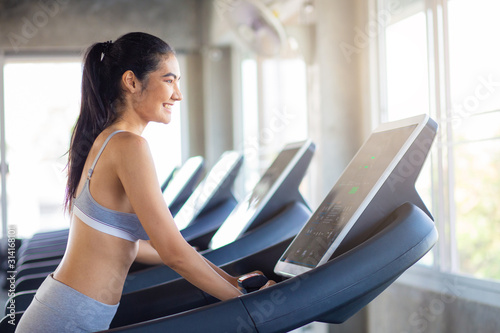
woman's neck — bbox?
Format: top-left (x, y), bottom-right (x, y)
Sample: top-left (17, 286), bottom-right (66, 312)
top-left (110, 118), bottom-right (147, 135)
top-left (109, 107), bottom-right (148, 135)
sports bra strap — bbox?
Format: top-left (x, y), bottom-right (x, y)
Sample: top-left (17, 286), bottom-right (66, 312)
top-left (87, 130), bottom-right (126, 179)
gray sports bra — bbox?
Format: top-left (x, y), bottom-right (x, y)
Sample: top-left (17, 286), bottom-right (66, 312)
top-left (73, 130), bottom-right (150, 242)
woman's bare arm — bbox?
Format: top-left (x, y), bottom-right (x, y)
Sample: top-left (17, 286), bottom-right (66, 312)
top-left (115, 133), bottom-right (242, 300)
top-left (135, 240), bottom-right (269, 290)
top-left (202, 257), bottom-right (238, 287)
top-left (136, 240), bottom-right (272, 292)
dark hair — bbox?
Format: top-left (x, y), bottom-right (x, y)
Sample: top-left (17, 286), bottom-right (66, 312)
top-left (65, 32), bottom-right (175, 210)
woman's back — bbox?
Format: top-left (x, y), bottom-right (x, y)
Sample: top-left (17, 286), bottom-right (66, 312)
top-left (54, 129), bottom-right (145, 306)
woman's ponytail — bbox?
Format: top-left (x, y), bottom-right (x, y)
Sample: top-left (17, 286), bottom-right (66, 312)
top-left (65, 42), bottom-right (117, 210)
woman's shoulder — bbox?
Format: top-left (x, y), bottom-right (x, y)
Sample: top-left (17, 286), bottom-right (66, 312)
top-left (111, 130), bottom-right (148, 148)
top-left (107, 131), bottom-right (153, 166)
top-left (106, 131), bottom-right (157, 185)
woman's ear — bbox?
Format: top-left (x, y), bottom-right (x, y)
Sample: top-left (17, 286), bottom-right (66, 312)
top-left (122, 70), bottom-right (139, 93)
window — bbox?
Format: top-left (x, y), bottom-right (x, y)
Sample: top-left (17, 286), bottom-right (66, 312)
top-left (239, 56), bottom-right (310, 199)
top-left (142, 104), bottom-right (182, 187)
top-left (447, 0), bottom-right (500, 280)
top-left (383, 0), bottom-right (434, 267)
top-left (240, 58), bottom-right (260, 193)
top-left (3, 60), bottom-right (81, 238)
top-left (378, 0), bottom-right (500, 281)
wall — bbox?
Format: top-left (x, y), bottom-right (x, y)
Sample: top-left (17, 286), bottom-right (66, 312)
top-left (0, 0), bottom-right (202, 53)
top-left (324, 277), bottom-right (500, 333)
top-left (201, 46), bottom-right (234, 166)
top-left (366, 280), bottom-right (500, 333)
top-left (178, 52), bottom-right (205, 159)
top-left (308, 0), bottom-right (366, 200)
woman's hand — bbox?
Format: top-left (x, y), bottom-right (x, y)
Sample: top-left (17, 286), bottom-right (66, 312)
top-left (259, 280), bottom-right (276, 290)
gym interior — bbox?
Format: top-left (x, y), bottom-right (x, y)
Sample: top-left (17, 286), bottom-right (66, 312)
top-left (0, 0), bottom-right (499, 332)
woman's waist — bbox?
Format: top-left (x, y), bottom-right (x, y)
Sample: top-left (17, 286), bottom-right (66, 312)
top-left (54, 249), bottom-right (134, 305)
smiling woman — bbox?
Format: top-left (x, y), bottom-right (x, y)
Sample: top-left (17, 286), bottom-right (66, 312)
top-left (15, 32), bottom-right (271, 333)
top-left (124, 55), bottom-right (182, 126)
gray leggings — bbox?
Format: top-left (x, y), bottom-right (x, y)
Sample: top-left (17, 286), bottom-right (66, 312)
top-left (15, 273), bottom-right (119, 333)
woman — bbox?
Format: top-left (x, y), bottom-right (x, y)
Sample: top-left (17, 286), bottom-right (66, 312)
top-left (16, 32), bottom-right (272, 332)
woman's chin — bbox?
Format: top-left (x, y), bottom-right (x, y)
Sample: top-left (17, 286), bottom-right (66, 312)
top-left (155, 115), bottom-right (172, 125)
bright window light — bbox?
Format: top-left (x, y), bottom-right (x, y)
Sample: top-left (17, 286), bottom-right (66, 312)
top-left (4, 61), bottom-right (81, 238)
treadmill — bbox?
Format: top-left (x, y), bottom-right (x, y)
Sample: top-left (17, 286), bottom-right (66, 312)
top-left (99, 115), bottom-right (439, 331)
top-left (176, 151), bottom-right (244, 250)
top-left (2, 115), bottom-right (438, 332)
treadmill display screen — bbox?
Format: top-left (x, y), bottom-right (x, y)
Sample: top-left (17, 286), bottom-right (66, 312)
top-left (209, 147), bottom-right (301, 249)
top-left (278, 125), bottom-right (417, 269)
top-left (163, 156), bottom-right (203, 207)
top-left (247, 148), bottom-right (300, 212)
top-left (175, 152), bottom-right (241, 229)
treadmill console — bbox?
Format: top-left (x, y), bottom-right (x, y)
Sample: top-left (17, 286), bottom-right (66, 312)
top-left (163, 156), bottom-right (204, 215)
top-left (275, 114), bottom-right (437, 277)
top-left (174, 151), bottom-right (243, 230)
top-left (209, 139), bottom-right (315, 249)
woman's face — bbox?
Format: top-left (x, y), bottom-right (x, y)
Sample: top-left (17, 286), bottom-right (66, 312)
top-left (133, 55), bottom-right (183, 125)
